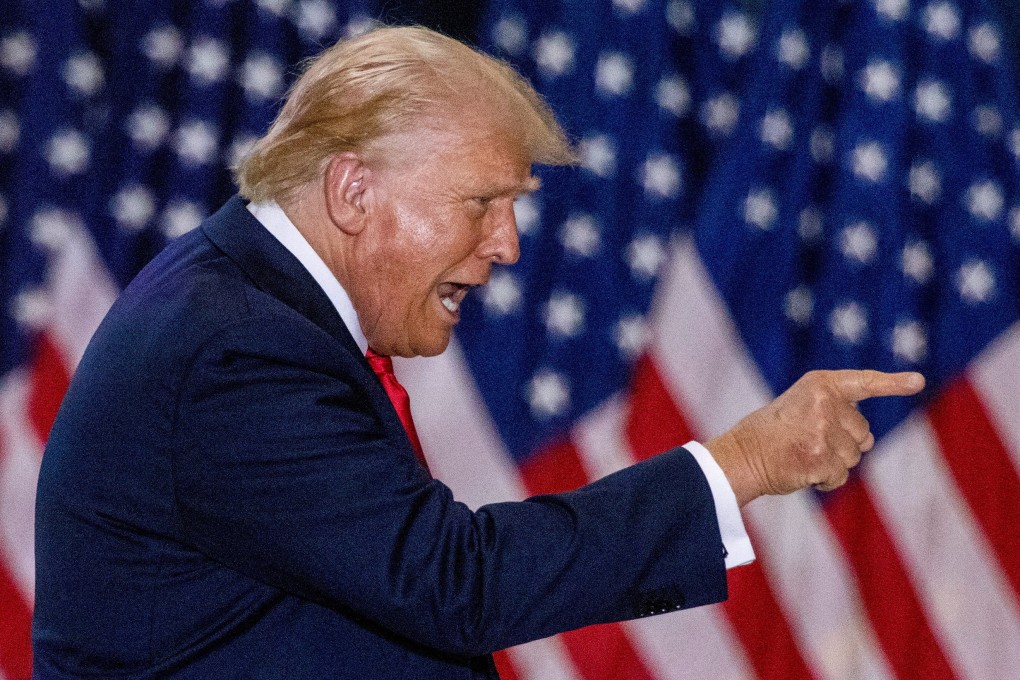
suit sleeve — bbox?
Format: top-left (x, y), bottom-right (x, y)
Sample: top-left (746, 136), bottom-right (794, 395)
top-left (171, 313), bottom-right (728, 656)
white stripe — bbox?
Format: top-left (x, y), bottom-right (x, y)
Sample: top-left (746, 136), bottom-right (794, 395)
top-left (572, 394), bottom-right (631, 481)
top-left (625, 606), bottom-right (755, 680)
top-left (397, 340), bottom-right (582, 680)
top-left (44, 217), bottom-right (118, 369)
top-left (865, 414), bottom-right (1020, 680)
top-left (650, 236), bottom-right (893, 680)
top-left (968, 322), bottom-right (1020, 475)
top-left (0, 370), bottom-right (43, 601)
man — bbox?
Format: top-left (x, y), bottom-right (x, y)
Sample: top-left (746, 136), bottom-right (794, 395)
top-left (33, 26), bottom-right (923, 678)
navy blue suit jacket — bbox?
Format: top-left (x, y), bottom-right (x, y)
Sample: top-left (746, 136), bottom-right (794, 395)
top-left (33, 197), bottom-right (728, 678)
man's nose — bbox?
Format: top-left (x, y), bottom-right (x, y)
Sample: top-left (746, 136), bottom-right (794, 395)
top-left (480, 202), bottom-right (521, 265)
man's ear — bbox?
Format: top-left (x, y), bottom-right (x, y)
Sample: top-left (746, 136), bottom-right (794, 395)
top-left (324, 152), bottom-right (368, 235)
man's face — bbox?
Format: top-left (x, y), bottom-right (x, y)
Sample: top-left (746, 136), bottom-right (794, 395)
top-left (344, 119), bottom-right (537, 358)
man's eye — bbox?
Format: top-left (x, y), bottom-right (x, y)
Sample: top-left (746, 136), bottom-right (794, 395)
top-left (474, 196), bottom-right (494, 207)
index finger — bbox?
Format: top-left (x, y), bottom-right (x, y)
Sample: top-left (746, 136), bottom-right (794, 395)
top-left (831, 370), bottom-right (925, 402)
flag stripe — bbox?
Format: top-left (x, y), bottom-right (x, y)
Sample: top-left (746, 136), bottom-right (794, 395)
top-left (866, 413), bottom-right (1020, 680)
top-left (926, 378), bottom-right (1020, 605)
top-left (968, 326), bottom-right (1020, 477)
top-left (25, 334), bottom-right (70, 446)
top-left (0, 556), bottom-right (32, 680)
top-left (825, 480), bottom-right (958, 679)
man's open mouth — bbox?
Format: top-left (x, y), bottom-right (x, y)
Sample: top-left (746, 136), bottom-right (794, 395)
top-left (437, 282), bottom-right (472, 314)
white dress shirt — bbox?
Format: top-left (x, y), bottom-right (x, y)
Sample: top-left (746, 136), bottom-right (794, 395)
top-left (248, 200), bottom-right (754, 568)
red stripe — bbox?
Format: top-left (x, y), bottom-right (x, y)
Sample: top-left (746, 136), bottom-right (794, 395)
top-left (518, 440), bottom-right (655, 680)
top-left (723, 552), bottom-right (816, 680)
top-left (927, 377), bottom-right (1020, 603)
top-left (625, 354), bottom-right (695, 461)
top-left (492, 650), bottom-right (519, 680)
top-left (625, 354), bottom-right (815, 680)
top-left (0, 558), bottom-right (33, 680)
top-left (26, 331), bottom-right (71, 445)
top-left (825, 479), bottom-right (957, 679)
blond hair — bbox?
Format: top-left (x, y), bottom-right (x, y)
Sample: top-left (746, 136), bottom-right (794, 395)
top-left (236, 25), bottom-right (576, 203)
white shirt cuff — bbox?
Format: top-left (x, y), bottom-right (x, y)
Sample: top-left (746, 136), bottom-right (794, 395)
top-left (684, 440), bottom-right (755, 569)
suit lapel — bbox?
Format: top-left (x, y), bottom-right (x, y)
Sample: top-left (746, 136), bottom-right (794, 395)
top-left (201, 196), bottom-right (365, 359)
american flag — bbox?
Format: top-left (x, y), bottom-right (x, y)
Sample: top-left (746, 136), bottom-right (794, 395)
top-left (2, 1), bottom-right (1019, 679)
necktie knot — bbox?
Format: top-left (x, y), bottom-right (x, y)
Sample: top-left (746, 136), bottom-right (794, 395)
top-left (365, 348), bottom-right (430, 475)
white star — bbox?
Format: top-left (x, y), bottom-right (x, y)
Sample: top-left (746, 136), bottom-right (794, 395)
top-left (227, 133), bottom-right (259, 168)
top-left (810, 126), bottom-right (835, 164)
top-left (851, 140), bottom-right (888, 183)
top-left (745, 188), bottom-right (778, 230)
top-left (777, 28), bottom-right (810, 70)
top-left (799, 206), bottom-right (824, 241)
top-left (256, 0), bottom-right (290, 16)
top-left (656, 75), bottom-right (691, 117)
top-left (716, 12), bottom-right (756, 60)
top-left (957, 260), bottom-right (995, 303)
top-left (641, 154), bottom-right (681, 199)
top-left (627, 234), bottom-right (667, 280)
top-left (31, 208), bottom-right (81, 250)
top-left (126, 104), bottom-right (170, 151)
top-left (971, 106), bottom-right (1002, 138)
top-left (595, 52), bottom-right (634, 97)
top-left (0, 194), bottom-right (7, 229)
top-left (294, 0), bottom-right (337, 41)
top-left (1012, 129), bottom-right (1020, 161)
top-left (761, 108), bottom-right (794, 150)
top-left (513, 194), bottom-right (541, 236)
top-left (527, 370), bottom-right (570, 419)
top-left (239, 52), bottom-right (284, 100)
top-left (613, 0), bottom-right (646, 14)
top-left (1010, 206), bottom-right (1020, 242)
top-left (966, 180), bottom-right (1004, 222)
top-left (923, 2), bottom-right (961, 41)
top-left (142, 25), bottom-right (183, 68)
top-left (666, 1), bottom-right (695, 35)
top-left (841, 221), bottom-right (878, 264)
top-left (902, 240), bottom-right (934, 283)
top-left (111, 185), bottom-right (156, 231)
top-left (544, 291), bottom-right (586, 337)
top-left (909, 160), bottom-right (941, 204)
top-left (892, 320), bottom-right (928, 363)
top-left (162, 200), bottom-right (204, 238)
top-left (875, 0), bottom-right (909, 21)
top-left (12, 287), bottom-right (52, 330)
top-left (0, 109), bottom-right (19, 153)
top-left (1, 31), bottom-right (38, 77)
top-left (560, 214), bottom-right (601, 257)
top-left (344, 15), bottom-right (377, 39)
top-left (174, 120), bottom-right (219, 166)
top-left (533, 32), bottom-right (575, 78)
top-left (915, 79), bottom-right (952, 123)
top-left (700, 92), bottom-right (740, 136)
top-left (969, 24), bottom-right (1001, 64)
top-left (615, 315), bottom-right (650, 359)
top-left (187, 36), bottom-right (230, 85)
top-left (820, 44), bottom-right (844, 83)
top-left (63, 51), bottom-right (104, 97)
top-left (46, 129), bottom-right (91, 176)
top-left (483, 271), bottom-right (522, 316)
top-left (860, 60), bottom-right (900, 103)
top-left (785, 285), bottom-right (814, 325)
top-left (492, 16), bottom-right (527, 55)
top-left (830, 302), bottom-right (868, 345)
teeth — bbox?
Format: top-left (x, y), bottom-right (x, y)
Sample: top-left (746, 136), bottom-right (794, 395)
top-left (441, 296), bottom-right (459, 313)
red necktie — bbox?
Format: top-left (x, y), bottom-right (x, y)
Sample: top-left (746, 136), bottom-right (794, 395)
top-left (365, 349), bottom-right (430, 475)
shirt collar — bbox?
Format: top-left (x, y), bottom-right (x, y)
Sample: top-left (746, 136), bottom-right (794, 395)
top-left (247, 200), bottom-right (369, 354)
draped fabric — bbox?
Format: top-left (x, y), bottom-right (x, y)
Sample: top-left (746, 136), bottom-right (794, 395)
top-left (3, 1), bottom-right (1020, 678)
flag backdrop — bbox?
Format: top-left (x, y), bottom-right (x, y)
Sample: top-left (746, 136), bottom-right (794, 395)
top-left (2, 0), bottom-right (1020, 678)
